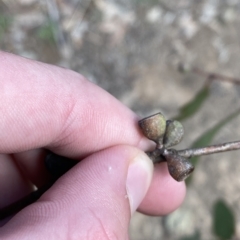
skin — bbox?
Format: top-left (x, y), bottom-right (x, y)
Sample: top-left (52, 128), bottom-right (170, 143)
top-left (0, 52), bottom-right (185, 239)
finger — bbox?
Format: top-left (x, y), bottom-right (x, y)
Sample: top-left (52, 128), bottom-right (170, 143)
top-left (13, 149), bottom-right (51, 187)
top-left (3, 153), bottom-right (185, 219)
top-left (0, 150), bottom-right (51, 219)
top-left (0, 52), bottom-right (150, 157)
top-left (0, 146), bottom-right (154, 239)
top-left (0, 154), bottom-right (33, 209)
top-left (0, 52), bottom-right (185, 218)
top-left (138, 163), bottom-right (186, 215)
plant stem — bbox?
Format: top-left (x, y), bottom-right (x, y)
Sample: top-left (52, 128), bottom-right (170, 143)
top-left (177, 140), bottom-right (240, 158)
top-left (192, 67), bottom-right (240, 85)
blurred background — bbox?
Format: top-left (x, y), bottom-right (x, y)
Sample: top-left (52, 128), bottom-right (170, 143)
top-left (1, 0), bottom-right (240, 239)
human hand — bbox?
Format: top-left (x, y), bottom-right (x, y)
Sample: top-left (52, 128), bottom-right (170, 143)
top-left (0, 52), bottom-right (185, 239)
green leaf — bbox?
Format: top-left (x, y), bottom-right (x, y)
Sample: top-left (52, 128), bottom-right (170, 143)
top-left (186, 109), bottom-right (240, 184)
top-left (179, 231), bottom-right (201, 240)
top-left (213, 199), bottom-right (235, 240)
top-left (175, 85), bottom-right (210, 121)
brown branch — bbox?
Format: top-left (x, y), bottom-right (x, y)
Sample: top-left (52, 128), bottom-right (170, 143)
top-left (192, 67), bottom-right (240, 85)
top-left (177, 140), bottom-right (240, 158)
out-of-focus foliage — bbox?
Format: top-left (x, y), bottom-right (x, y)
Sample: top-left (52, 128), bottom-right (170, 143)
top-left (0, 14), bottom-right (12, 39)
top-left (179, 231), bottom-right (201, 240)
top-left (186, 108), bottom-right (240, 184)
top-left (213, 199), bottom-right (235, 240)
top-left (175, 84), bottom-right (210, 121)
top-left (36, 20), bottom-right (56, 44)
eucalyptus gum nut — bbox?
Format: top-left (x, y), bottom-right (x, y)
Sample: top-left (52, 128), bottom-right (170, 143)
top-left (163, 120), bottom-right (184, 148)
top-left (164, 150), bottom-right (194, 181)
top-left (138, 112), bottom-right (166, 144)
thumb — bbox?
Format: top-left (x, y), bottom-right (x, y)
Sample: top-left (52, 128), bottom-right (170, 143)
top-left (1, 145), bottom-right (153, 239)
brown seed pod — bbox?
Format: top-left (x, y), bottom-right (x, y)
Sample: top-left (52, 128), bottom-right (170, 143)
top-left (138, 112), bottom-right (166, 144)
top-left (164, 150), bottom-right (194, 181)
top-left (163, 120), bottom-right (184, 148)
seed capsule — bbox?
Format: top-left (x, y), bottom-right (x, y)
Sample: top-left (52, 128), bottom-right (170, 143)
top-left (164, 150), bottom-right (194, 181)
top-left (163, 120), bottom-right (184, 148)
top-left (138, 112), bottom-right (166, 144)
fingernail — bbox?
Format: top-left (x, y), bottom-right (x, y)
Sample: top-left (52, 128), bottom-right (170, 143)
top-left (126, 152), bottom-right (153, 215)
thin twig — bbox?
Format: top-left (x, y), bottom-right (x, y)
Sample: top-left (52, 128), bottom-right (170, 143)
top-left (192, 67), bottom-right (240, 85)
top-left (66, 0), bottom-right (93, 29)
top-left (177, 140), bottom-right (240, 158)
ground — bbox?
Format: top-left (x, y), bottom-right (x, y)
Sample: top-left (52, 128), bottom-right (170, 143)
top-left (1, 0), bottom-right (240, 239)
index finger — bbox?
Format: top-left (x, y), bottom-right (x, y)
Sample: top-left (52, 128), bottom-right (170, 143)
top-left (0, 52), bottom-right (148, 157)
